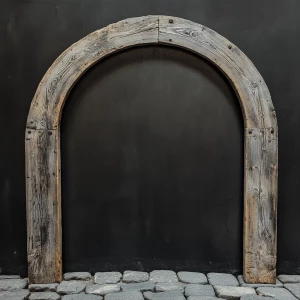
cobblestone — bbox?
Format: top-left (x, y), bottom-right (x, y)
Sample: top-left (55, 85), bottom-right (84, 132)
top-left (62, 295), bottom-right (103, 300)
top-left (0, 275), bottom-right (21, 279)
top-left (4, 271), bottom-right (300, 299)
top-left (29, 292), bottom-right (60, 300)
top-left (240, 296), bottom-right (273, 300)
top-left (187, 298), bottom-right (222, 300)
top-left (86, 284), bottom-right (120, 296)
top-left (208, 273), bottom-right (239, 287)
top-left (123, 271), bottom-right (149, 283)
top-left (144, 291), bottom-right (185, 300)
top-left (149, 271), bottom-right (178, 283)
top-left (121, 282), bottom-right (155, 292)
top-left (214, 286), bottom-right (256, 299)
top-left (257, 286), bottom-right (297, 299)
top-left (278, 275), bottom-right (300, 283)
top-left (155, 282), bottom-right (184, 292)
top-left (94, 273), bottom-right (122, 285)
top-left (105, 291), bottom-right (144, 300)
top-left (57, 281), bottom-right (88, 295)
top-left (185, 284), bottom-right (215, 297)
top-left (237, 275), bottom-right (283, 288)
top-left (64, 273), bottom-right (92, 281)
top-left (284, 283), bottom-right (300, 298)
top-left (0, 289), bottom-right (29, 300)
top-left (178, 272), bottom-right (207, 284)
top-left (0, 279), bottom-right (28, 291)
top-left (29, 284), bottom-right (59, 292)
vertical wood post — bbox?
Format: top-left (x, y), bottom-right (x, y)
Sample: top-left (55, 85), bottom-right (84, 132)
top-left (25, 129), bottom-right (62, 283)
top-left (244, 128), bottom-right (278, 283)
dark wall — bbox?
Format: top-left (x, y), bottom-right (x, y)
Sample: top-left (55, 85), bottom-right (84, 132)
top-left (61, 46), bottom-right (243, 273)
top-left (1, 0), bottom-right (300, 276)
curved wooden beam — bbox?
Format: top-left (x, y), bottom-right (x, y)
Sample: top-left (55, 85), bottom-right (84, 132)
top-left (25, 15), bottom-right (278, 284)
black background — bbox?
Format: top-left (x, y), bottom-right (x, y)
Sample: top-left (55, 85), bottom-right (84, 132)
top-left (1, 0), bottom-right (300, 276)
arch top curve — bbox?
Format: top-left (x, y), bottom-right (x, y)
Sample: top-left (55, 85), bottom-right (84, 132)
top-left (26, 15), bottom-right (277, 131)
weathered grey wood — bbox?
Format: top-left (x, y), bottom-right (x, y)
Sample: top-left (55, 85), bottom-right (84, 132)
top-left (25, 15), bottom-right (278, 284)
top-left (26, 16), bottom-right (159, 130)
top-left (158, 16), bottom-right (277, 130)
top-left (159, 16), bottom-right (278, 283)
top-left (244, 128), bottom-right (278, 283)
top-left (25, 129), bottom-right (62, 283)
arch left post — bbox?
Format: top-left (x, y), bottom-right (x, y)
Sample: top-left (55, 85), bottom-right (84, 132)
top-left (25, 128), bottom-right (62, 283)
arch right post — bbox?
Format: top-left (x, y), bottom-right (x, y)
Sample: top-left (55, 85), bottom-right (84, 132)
top-left (244, 127), bottom-right (278, 283)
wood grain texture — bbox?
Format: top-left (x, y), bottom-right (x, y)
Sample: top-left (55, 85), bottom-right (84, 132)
top-left (159, 16), bottom-right (278, 283)
top-left (27, 15), bottom-right (159, 130)
top-left (25, 15), bottom-right (278, 284)
top-left (25, 129), bottom-right (62, 283)
top-left (244, 128), bottom-right (278, 283)
top-left (158, 16), bottom-right (277, 130)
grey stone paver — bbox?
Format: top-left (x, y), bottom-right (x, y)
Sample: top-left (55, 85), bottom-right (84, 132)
top-left (149, 271), bottom-right (178, 283)
top-left (29, 283), bottom-right (59, 292)
top-left (62, 295), bottom-right (103, 300)
top-left (207, 273), bottom-right (239, 286)
top-left (86, 284), bottom-right (120, 296)
top-left (256, 287), bottom-right (297, 299)
top-left (0, 279), bottom-right (28, 291)
top-left (57, 281), bottom-right (88, 295)
top-left (105, 291), bottom-right (144, 300)
top-left (240, 296), bottom-right (273, 300)
top-left (94, 273), bottom-right (122, 285)
top-left (237, 275), bottom-right (283, 287)
top-left (64, 273), bottom-right (92, 281)
top-left (178, 272), bottom-right (207, 284)
top-left (121, 282), bottom-right (155, 292)
top-left (122, 271), bottom-right (149, 283)
top-left (143, 291), bottom-right (185, 300)
top-left (3, 271), bottom-right (300, 300)
top-left (155, 282), bottom-right (184, 292)
top-left (278, 275), bottom-right (300, 284)
top-left (214, 285), bottom-right (256, 299)
top-left (185, 284), bottom-right (215, 297)
top-left (0, 275), bottom-right (21, 280)
top-left (284, 283), bottom-right (300, 298)
top-left (29, 292), bottom-right (60, 300)
top-left (187, 297), bottom-right (224, 300)
top-left (0, 289), bottom-right (29, 300)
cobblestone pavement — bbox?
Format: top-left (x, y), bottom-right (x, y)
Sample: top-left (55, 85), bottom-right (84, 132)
top-left (1, 271), bottom-right (300, 299)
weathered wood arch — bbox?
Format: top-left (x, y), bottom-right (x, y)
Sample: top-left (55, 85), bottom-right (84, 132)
top-left (25, 16), bottom-right (278, 284)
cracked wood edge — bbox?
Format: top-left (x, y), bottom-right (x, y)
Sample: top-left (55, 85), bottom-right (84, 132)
top-left (25, 15), bottom-right (278, 283)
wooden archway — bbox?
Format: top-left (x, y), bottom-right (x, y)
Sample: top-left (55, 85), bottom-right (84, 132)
top-left (25, 16), bottom-right (278, 284)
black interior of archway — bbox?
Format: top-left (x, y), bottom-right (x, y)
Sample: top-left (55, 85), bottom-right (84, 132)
top-left (61, 45), bottom-right (244, 273)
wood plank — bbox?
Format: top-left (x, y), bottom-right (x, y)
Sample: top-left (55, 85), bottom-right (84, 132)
top-left (25, 129), bottom-right (62, 283)
top-left (26, 15), bottom-right (159, 130)
top-left (244, 128), bottom-right (278, 283)
top-left (158, 16), bottom-right (277, 130)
